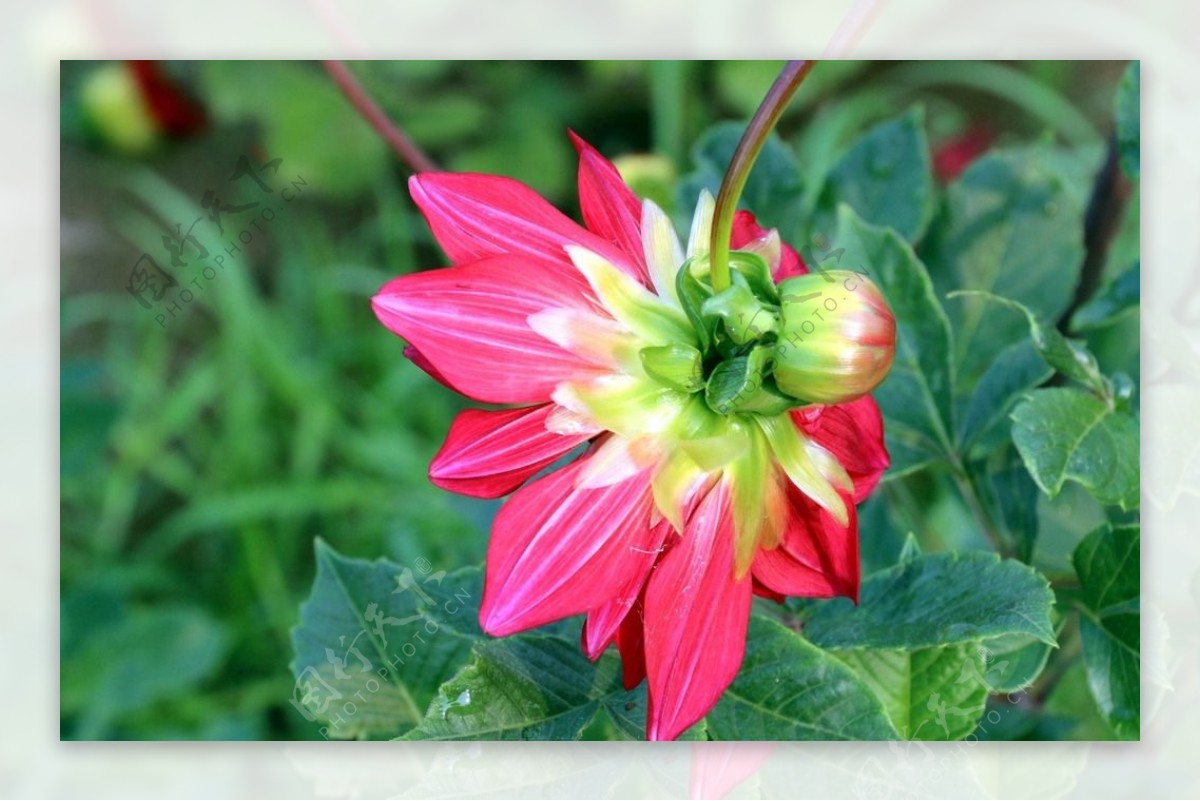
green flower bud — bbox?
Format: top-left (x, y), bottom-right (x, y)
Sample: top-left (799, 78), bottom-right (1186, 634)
top-left (773, 270), bottom-right (896, 404)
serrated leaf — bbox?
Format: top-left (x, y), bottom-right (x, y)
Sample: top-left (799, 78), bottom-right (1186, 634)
top-left (1011, 388), bottom-right (1139, 509)
top-left (835, 644), bottom-right (989, 740)
top-left (1115, 62), bottom-right (1140, 179)
top-left (602, 686), bottom-right (707, 741)
top-left (289, 540), bottom-right (482, 738)
top-left (931, 147), bottom-right (1085, 386)
top-left (958, 339), bottom-right (1054, 454)
top-left (706, 617), bottom-right (899, 740)
top-left (812, 107), bottom-right (936, 242)
top-left (993, 456), bottom-right (1042, 564)
top-left (804, 552), bottom-right (1056, 650)
top-left (833, 205), bottom-right (956, 470)
top-left (404, 633), bottom-right (640, 741)
top-left (952, 290), bottom-right (1110, 398)
top-left (1072, 523), bottom-right (1139, 739)
top-left (980, 632), bottom-right (1053, 694)
top-left (1072, 261), bottom-right (1140, 332)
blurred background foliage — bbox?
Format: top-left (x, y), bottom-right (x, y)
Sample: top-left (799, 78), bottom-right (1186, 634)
top-left (60, 60), bottom-right (1133, 740)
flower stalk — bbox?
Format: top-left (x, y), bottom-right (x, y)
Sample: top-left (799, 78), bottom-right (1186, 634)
top-left (709, 60), bottom-right (816, 293)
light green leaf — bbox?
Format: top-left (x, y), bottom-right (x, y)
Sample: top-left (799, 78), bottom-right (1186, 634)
top-left (835, 644), bottom-right (989, 740)
top-left (1011, 388), bottom-right (1139, 509)
top-left (932, 147), bottom-right (1085, 386)
top-left (1072, 523), bottom-right (1139, 739)
top-left (707, 617), bottom-right (899, 740)
top-left (804, 552), bottom-right (1057, 650)
top-left (1115, 62), bottom-right (1140, 179)
top-left (289, 540), bottom-right (482, 739)
top-left (812, 107), bottom-right (936, 242)
top-left (833, 205), bottom-right (956, 469)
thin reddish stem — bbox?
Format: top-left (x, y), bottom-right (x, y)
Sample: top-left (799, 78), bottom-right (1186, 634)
top-left (710, 60), bottom-right (816, 293)
top-left (323, 60), bottom-right (439, 174)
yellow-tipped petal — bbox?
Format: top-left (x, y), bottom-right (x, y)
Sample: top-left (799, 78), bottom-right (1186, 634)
top-left (686, 190), bottom-right (716, 260)
top-left (567, 245), bottom-right (694, 347)
top-left (641, 200), bottom-right (684, 305)
top-left (756, 414), bottom-right (848, 526)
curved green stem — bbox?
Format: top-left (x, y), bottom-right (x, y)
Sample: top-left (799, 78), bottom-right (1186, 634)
top-left (710, 60), bottom-right (816, 293)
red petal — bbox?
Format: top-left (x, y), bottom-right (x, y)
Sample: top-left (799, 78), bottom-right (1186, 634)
top-left (570, 131), bottom-right (649, 284)
top-left (409, 172), bottom-right (637, 276)
top-left (430, 404), bottom-right (590, 499)
top-left (752, 487), bottom-right (860, 602)
top-left (615, 596), bottom-right (648, 690)
top-left (730, 210), bottom-right (807, 281)
top-left (644, 483), bottom-right (752, 741)
top-left (792, 397), bottom-right (890, 502)
top-left (581, 519), bottom-right (671, 661)
top-left (403, 345), bottom-right (452, 388)
top-left (751, 579), bottom-right (786, 604)
top-left (479, 458), bottom-right (662, 637)
top-left (372, 255), bottom-right (605, 405)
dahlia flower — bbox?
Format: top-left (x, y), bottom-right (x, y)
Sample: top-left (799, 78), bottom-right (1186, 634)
top-left (372, 133), bottom-right (894, 741)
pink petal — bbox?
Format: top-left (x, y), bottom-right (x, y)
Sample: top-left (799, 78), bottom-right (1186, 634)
top-left (581, 519), bottom-right (672, 660)
top-left (792, 397), bottom-right (889, 502)
top-left (429, 404), bottom-right (591, 499)
top-left (409, 172), bottom-right (637, 276)
top-left (479, 457), bottom-right (663, 637)
top-left (689, 742), bottom-right (776, 800)
top-left (644, 483), bottom-right (752, 741)
top-left (730, 210), bottom-right (807, 281)
top-left (570, 131), bottom-right (649, 284)
top-left (752, 487), bottom-right (860, 601)
top-left (372, 255), bottom-right (605, 405)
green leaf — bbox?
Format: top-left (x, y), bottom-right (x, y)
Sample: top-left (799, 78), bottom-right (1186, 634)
top-left (706, 617), bottom-right (899, 740)
top-left (812, 107), bottom-right (936, 242)
top-left (804, 552), bottom-right (1057, 650)
top-left (403, 634), bottom-right (637, 741)
top-left (1011, 388), bottom-right (1140, 509)
top-left (1072, 261), bottom-right (1140, 332)
top-left (835, 644), bottom-right (989, 740)
top-left (980, 632), bottom-right (1053, 694)
top-left (61, 605), bottom-right (230, 739)
top-left (833, 205), bottom-right (956, 471)
top-left (931, 147), bottom-right (1085, 386)
top-left (602, 686), bottom-right (707, 741)
top-left (289, 540), bottom-right (482, 739)
top-left (993, 455), bottom-right (1042, 564)
top-left (1115, 62), bottom-right (1140, 179)
top-left (1073, 521), bottom-right (1140, 739)
top-left (951, 290), bottom-right (1110, 398)
top-left (957, 339), bottom-right (1053, 454)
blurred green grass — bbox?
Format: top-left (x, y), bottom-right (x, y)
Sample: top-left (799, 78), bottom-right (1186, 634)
top-left (59, 60), bottom-right (1128, 740)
